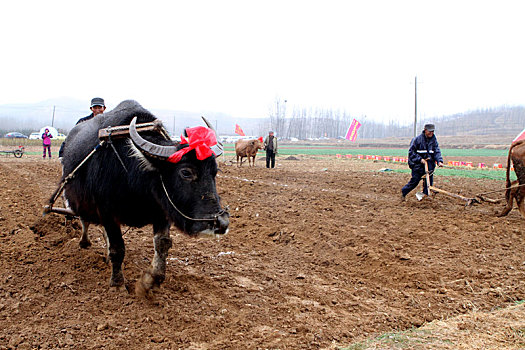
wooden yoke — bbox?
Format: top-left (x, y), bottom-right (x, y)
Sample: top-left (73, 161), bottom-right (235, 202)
top-left (98, 119), bottom-right (170, 140)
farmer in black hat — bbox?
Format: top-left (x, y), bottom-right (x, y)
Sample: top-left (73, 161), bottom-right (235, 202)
top-left (401, 123), bottom-right (444, 201)
top-left (75, 97), bottom-right (106, 124)
top-left (59, 97), bottom-right (106, 159)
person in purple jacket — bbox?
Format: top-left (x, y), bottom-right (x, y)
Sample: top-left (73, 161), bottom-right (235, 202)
top-left (42, 128), bottom-right (53, 159)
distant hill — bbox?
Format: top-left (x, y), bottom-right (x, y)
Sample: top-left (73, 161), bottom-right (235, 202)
top-left (355, 106), bottom-right (525, 140)
top-left (0, 97), bottom-right (267, 137)
top-left (424, 106), bottom-right (525, 137)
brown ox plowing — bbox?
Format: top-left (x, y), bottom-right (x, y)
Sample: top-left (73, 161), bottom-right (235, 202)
top-left (498, 139), bottom-right (525, 218)
top-left (235, 138), bottom-right (264, 167)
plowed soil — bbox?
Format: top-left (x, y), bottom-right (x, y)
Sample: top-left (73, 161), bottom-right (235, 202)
top-left (0, 153), bottom-right (524, 349)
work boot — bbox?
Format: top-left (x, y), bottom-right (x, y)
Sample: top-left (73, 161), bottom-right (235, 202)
top-left (400, 194), bottom-right (406, 202)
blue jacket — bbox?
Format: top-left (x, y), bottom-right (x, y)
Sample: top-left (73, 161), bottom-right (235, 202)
top-left (76, 113), bottom-right (95, 125)
top-left (408, 131), bottom-right (443, 168)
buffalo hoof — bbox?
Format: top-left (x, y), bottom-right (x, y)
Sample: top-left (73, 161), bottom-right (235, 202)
top-left (135, 269), bottom-right (162, 298)
top-left (110, 284), bottom-right (128, 294)
top-left (109, 273), bottom-right (124, 288)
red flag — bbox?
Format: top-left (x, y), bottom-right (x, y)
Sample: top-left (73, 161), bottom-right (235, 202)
top-left (235, 124), bottom-right (245, 136)
top-left (513, 128), bottom-right (525, 143)
top-left (345, 119), bottom-right (361, 142)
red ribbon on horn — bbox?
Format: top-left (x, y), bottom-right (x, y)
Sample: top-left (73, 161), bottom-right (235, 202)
top-left (167, 126), bottom-right (217, 163)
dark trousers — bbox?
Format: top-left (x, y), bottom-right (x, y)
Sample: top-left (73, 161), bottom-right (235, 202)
top-left (401, 164), bottom-right (434, 196)
top-left (266, 150), bottom-right (275, 168)
top-left (43, 145), bottom-right (51, 158)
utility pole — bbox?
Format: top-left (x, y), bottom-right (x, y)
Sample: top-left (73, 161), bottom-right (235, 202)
top-left (172, 115), bottom-right (176, 136)
top-left (413, 76), bottom-right (417, 138)
top-left (51, 105), bottom-right (56, 127)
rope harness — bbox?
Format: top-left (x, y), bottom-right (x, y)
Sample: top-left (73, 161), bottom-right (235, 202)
top-left (46, 125), bottom-right (228, 224)
top-left (159, 174), bottom-right (228, 225)
top-left (48, 140), bottom-right (106, 208)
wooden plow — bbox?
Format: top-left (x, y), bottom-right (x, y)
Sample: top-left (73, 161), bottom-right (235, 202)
top-left (417, 162), bottom-right (480, 206)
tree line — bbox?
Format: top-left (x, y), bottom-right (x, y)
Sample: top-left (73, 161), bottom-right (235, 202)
top-left (260, 98), bottom-right (525, 139)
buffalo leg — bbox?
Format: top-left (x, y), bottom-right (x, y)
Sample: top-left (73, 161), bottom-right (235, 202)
top-left (497, 191), bottom-right (515, 217)
top-left (79, 220), bottom-right (110, 260)
top-left (517, 193), bottom-right (525, 219)
top-left (79, 219), bottom-right (91, 248)
top-left (103, 220), bottom-right (125, 287)
top-left (136, 222), bottom-right (172, 297)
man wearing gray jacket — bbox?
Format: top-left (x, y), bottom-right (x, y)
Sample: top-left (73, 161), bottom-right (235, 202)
top-left (264, 131), bottom-right (278, 168)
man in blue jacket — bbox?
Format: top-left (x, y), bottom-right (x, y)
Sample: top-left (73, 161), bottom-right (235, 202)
top-left (401, 123), bottom-right (444, 201)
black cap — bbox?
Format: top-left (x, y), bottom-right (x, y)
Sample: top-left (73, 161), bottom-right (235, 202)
top-left (90, 97), bottom-right (105, 108)
top-left (424, 123), bottom-right (435, 132)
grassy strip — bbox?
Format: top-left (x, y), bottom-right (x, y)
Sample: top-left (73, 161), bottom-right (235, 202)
top-left (222, 146), bottom-right (508, 157)
top-left (391, 167), bottom-right (515, 181)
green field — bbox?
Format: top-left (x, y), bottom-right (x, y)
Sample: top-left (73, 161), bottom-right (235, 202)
top-left (223, 144), bottom-right (509, 157)
top-left (222, 144), bottom-right (514, 181)
top-left (392, 167), bottom-right (514, 181)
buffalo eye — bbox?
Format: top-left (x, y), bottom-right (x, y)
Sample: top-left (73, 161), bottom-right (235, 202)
top-left (179, 168), bottom-right (196, 180)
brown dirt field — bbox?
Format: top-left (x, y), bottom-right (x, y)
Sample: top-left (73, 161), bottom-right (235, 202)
top-left (0, 153), bottom-right (524, 349)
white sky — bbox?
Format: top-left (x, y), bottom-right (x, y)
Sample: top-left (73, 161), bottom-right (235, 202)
top-left (1, 0), bottom-right (524, 123)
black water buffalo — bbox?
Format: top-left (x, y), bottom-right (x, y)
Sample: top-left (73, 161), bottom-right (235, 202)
top-left (60, 100), bottom-right (229, 295)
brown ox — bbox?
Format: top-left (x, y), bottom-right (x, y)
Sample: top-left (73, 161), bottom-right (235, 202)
top-left (235, 138), bottom-right (264, 167)
top-left (498, 139), bottom-right (525, 218)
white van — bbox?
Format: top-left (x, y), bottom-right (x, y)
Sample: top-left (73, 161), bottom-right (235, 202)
top-left (29, 132), bottom-right (40, 140)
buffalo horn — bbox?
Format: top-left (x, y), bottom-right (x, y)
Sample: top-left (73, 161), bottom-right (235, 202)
top-left (201, 116), bottom-right (224, 157)
top-left (129, 117), bottom-right (178, 159)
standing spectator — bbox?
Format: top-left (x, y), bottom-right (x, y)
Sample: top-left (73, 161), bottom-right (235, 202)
top-left (263, 131), bottom-right (278, 168)
top-left (59, 97), bottom-right (106, 159)
top-left (401, 123), bottom-right (444, 201)
top-left (42, 128), bottom-right (53, 159)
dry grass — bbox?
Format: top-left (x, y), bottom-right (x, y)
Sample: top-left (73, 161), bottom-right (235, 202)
top-left (339, 302), bottom-right (525, 350)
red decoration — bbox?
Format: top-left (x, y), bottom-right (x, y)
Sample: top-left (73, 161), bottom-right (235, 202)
top-left (167, 126), bottom-right (217, 163)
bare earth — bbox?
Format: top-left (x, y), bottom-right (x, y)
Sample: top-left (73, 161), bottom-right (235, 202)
top-left (0, 151), bottom-right (524, 349)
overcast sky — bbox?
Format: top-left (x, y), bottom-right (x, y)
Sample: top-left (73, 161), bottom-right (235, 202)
top-left (2, 0), bottom-right (524, 124)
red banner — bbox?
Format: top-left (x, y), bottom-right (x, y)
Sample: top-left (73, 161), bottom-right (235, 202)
top-left (513, 128), bottom-right (525, 143)
top-left (345, 119), bottom-right (361, 142)
top-left (235, 124), bottom-right (245, 136)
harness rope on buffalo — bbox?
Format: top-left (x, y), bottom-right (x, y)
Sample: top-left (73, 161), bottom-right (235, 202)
top-left (44, 117), bottom-right (228, 224)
